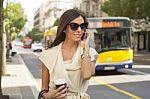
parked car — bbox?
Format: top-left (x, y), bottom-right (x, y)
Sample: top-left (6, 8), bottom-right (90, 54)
top-left (31, 43), bottom-right (43, 52)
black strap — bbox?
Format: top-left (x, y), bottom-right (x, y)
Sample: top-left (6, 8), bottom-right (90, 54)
top-left (38, 90), bottom-right (49, 99)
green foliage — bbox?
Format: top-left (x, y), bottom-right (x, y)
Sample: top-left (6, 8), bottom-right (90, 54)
top-left (11, 32), bottom-right (17, 40)
top-left (10, 27), bottom-right (17, 40)
top-left (3, 1), bottom-right (27, 37)
top-left (17, 35), bottom-right (23, 39)
top-left (27, 28), bottom-right (43, 42)
top-left (101, 0), bottom-right (150, 19)
top-left (53, 18), bottom-right (59, 26)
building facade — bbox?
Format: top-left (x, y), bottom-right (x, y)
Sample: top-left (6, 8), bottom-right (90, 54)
top-left (33, 4), bottom-right (45, 32)
top-left (132, 19), bottom-right (150, 52)
top-left (80, 0), bottom-right (107, 17)
top-left (33, 0), bottom-right (79, 48)
top-left (35, 0), bottom-right (76, 32)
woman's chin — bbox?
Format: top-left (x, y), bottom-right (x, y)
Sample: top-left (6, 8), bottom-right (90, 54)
top-left (73, 38), bottom-right (81, 42)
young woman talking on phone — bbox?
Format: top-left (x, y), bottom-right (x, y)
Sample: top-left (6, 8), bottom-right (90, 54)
top-left (39, 9), bottom-right (98, 99)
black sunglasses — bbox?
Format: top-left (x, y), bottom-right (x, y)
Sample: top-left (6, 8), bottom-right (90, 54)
top-left (69, 22), bottom-right (88, 31)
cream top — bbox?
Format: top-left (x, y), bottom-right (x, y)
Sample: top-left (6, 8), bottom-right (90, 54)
top-left (39, 42), bottom-right (98, 95)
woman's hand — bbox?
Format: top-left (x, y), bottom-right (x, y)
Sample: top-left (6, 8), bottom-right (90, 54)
top-left (44, 85), bottom-right (67, 99)
top-left (81, 29), bottom-right (90, 53)
top-left (84, 29), bottom-right (90, 44)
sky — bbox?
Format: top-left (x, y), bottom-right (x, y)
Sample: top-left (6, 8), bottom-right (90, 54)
top-left (7, 0), bottom-right (44, 22)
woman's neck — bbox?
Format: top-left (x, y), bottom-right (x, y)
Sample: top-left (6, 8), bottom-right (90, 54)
top-left (62, 40), bottom-right (79, 51)
top-left (61, 40), bottom-right (79, 61)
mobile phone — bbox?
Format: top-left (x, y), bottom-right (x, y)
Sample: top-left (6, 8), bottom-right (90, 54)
top-left (81, 29), bottom-right (87, 40)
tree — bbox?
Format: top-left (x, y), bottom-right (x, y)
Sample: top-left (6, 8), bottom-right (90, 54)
top-left (3, 1), bottom-right (27, 40)
top-left (53, 18), bottom-right (59, 26)
top-left (0, 0), bottom-right (9, 98)
top-left (27, 28), bottom-right (43, 42)
top-left (0, 0), bottom-right (4, 94)
top-left (101, 0), bottom-right (150, 19)
top-left (3, 1), bottom-right (27, 61)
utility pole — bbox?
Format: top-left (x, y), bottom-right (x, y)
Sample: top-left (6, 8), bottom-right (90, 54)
top-left (0, 0), bottom-right (9, 98)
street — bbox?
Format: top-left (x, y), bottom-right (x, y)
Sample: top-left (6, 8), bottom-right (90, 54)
top-left (2, 0), bottom-right (150, 99)
top-left (19, 48), bottom-right (150, 99)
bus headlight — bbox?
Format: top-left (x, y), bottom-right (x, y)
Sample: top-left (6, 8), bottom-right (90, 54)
top-left (125, 65), bottom-right (129, 68)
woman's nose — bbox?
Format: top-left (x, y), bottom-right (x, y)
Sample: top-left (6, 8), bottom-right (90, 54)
top-left (77, 26), bottom-right (82, 32)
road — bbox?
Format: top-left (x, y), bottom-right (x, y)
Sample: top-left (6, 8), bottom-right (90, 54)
top-left (20, 49), bottom-right (150, 99)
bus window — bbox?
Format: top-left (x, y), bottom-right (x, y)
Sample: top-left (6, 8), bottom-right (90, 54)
top-left (94, 33), bottom-right (101, 53)
top-left (103, 32), bottom-right (111, 48)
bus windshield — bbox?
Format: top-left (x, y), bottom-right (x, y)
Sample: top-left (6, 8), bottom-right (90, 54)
top-left (90, 28), bottom-right (131, 53)
top-left (88, 17), bottom-right (132, 53)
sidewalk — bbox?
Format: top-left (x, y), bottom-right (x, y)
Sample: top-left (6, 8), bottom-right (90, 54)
top-left (2, 54), bottom-right (39, 99)
top-left (133, 51), bottom-right (150, 65)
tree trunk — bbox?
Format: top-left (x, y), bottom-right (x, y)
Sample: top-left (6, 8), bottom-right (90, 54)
top-left (0, 0), bottom-right (9, 98)
top-left (0, 0), bottom-right (4, 94)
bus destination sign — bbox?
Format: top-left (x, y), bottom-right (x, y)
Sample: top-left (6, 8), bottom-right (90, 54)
top-left (88, 21), bottom-right (124, 28)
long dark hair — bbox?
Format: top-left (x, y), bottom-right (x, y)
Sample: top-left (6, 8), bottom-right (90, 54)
top-left (48, 9), bottom-right (87, 48)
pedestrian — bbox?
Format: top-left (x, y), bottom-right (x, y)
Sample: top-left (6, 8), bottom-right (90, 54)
top-left (39, 9), bottom-right (98, 99)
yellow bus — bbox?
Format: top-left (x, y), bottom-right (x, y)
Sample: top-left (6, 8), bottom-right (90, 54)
top-left (87, 17), bottom-right (133, 71)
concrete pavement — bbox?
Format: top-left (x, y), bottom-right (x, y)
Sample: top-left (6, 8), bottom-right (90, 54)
top-left (2, 54), bottom-right (39, 99)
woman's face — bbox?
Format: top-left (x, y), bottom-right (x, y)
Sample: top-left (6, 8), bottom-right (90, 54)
top-left (65, 16), bottom-right (86, 42)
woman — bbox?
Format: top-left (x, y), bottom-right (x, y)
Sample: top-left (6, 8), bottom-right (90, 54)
top-left (39, 9), bottom-right (98, 99)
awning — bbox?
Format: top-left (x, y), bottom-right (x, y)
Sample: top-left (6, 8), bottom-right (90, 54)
top-left (44, 26), bottom-right (58, 36)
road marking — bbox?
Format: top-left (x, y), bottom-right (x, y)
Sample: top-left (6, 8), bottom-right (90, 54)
top-left (91, 77), bottom-right (142, 99)
top-left (119, 69), bottom-right (149, 75)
